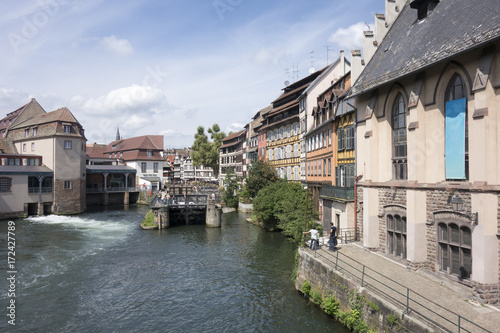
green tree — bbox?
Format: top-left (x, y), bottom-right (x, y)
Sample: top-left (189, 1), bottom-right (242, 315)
top-left (191, 124), bottom-right (226, 178)
top-left (222, 168), bottom-right (239, 208)
top-left (253, 181), bottom-right (318, 243)
top-left (245, 160), bottom-right (279, 198)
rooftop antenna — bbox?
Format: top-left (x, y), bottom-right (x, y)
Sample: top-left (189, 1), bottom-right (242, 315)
top-left (364, 21), bottom-right (371, 30)
top-left (293, 62), bottom-right (299, 82)
top-left (284, 67), bottom-right (290, 86)
top-left (308, 51), bottom-right (315, 74)
top-left (325, 45), bottom-right (332, 65)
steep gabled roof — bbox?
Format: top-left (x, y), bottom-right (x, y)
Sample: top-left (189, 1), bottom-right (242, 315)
top-left (10, 107), bottom-right (81, 129)
top-left (0, 98), bottom-right (46, 133)
top-left (104, 135), bottom-right (164, 153)
top-left (350, 0), bottom-right (500, 96)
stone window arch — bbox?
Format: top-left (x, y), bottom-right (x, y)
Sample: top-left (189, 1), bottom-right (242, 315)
top-left (391, 93), bottom-right (407, 180)
top-left (437, 221), bottom-right (472, 279)
top-left (444, 73), bottom-right (469, 180)
top-left (383, 205), bottom-right (407, 259)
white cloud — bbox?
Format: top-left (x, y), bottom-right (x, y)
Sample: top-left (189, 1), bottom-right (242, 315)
top-left (79, 84), bottom-right (168, 115)
top-left (100, 35), bottom-right (134, 57)
top-left (329, 21), bottom-right (373, 51)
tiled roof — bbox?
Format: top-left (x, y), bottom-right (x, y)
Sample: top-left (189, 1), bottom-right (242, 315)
top-left (86, 144), bottom-right (110, 159)
top-left (104, 135), bottom-right (164, 154)
top-left (10, 107), bottom-right (80, 129)
top-left (222, 130), bottom-right (245, 143)
top-left (0, 139), bottom-right (18, 154)
top-left (350, 0), bottom-right (500, 96)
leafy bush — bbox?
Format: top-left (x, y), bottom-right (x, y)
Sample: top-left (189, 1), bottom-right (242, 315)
top-left (301, 280), bottom-right (311, 295)
top-left (387, 313), bottom-right (398, 327)
top-left (310, 289), bottom-right (323, 305)
top-left (245, 160), bottom-right (279, 198)
top-left (323, 295), bottom-right (340, 316)
top-left (222, 168), bottom-right (239, 208)
top-left (238, 187), bottom-right (252, 204)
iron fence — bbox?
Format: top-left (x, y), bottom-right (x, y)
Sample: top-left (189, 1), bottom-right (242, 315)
top-left (307, 248), bottom-right (492, 333)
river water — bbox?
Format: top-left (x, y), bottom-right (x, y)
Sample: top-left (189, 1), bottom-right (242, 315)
top-left (1, 206), bottom-right (348, 332)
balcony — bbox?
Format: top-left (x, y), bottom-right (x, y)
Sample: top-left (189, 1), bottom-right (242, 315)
top-left (28, 187), bottom-right (53, 194)
top-left (320, 186), bottom-right (354, 201)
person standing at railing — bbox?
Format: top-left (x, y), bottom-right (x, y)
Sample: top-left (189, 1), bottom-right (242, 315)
top-left (329, 222), bottom-right (337, 251)
top-left (303, 226), bottom-right (319, 251)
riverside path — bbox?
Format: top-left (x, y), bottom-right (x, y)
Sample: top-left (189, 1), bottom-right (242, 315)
top-left (307, 240), bottom-right (500, 333)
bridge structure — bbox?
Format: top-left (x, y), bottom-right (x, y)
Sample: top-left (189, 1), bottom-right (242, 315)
top-left (149, 186), bottom-right (222, 228)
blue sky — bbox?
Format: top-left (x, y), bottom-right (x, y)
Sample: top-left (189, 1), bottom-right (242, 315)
top-left (0, 0), bottom-right (381, 148)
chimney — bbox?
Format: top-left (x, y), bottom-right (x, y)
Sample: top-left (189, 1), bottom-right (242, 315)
top-left (351, 50), bottom-right (363, 84)
top-left (363, 31), bottom-right (376, 64)
top-left (339, 50), bottom-right (345, 75)
top-left (374, 13), bottom-right (388, 45)
top-left (385, 0), bottom-right (406, 27)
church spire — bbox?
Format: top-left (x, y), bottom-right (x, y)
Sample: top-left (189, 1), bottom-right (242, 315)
top-left (116, 127), bottom-right (121, 141)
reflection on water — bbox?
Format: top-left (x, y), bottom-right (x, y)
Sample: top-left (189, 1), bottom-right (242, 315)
top-left (0, 207), bottom-right (348, 332)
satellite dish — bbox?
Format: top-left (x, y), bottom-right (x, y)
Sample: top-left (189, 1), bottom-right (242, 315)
top-left (284, 80), bottom-right (290, 86)
top-left (308, 66), bottom-right (315, 74)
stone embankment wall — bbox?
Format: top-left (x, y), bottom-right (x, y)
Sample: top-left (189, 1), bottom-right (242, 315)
top-left (295, 247), bottom-right (433, 333)
top-left (238, 202), bottom-right (253, 212)
top-left (137, 191), bottom-right (150, 205)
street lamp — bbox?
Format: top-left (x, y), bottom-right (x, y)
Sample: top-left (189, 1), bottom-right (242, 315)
top-left (451, 192), bottom-right (478, 224)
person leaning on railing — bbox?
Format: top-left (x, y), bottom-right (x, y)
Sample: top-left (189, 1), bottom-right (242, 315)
top-left (303, 226), bottom-right (319, 250)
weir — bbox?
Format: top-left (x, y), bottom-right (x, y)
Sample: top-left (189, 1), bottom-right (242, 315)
top-left (150, 191), bottom-right (222, 228)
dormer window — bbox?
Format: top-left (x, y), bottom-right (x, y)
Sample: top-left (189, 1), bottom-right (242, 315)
top-left (32, 127), bottom-right (37, 136)
top-left (63, 125), bottom-right (71, 134)
top-left (112, 145), bottom-right (117, 149)
top-left (25, 129), bottom-right (29, 137)
top-left (147, 150), bottom-right (152, 157)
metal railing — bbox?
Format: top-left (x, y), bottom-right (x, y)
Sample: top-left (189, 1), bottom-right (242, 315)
top-left (28, 187), bottom-right (53, 194)
top-left (308, 248), bottom-right (492, 333)
top-left (337, 227), bottom-right (357, 244)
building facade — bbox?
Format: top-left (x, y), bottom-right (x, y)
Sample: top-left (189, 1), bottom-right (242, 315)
top-left (263, 70), bottom-right (325, 182)
top-left (219, 130), bottom-right (245, 186)
top-left (0, 99), bottom-right (87, 217)
top-left (352, 0), bottom-right (500, 303)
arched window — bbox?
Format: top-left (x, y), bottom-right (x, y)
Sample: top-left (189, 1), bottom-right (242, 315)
top-left (392, 93), bottom-right (407, 180)
top-left (445, 74), bottom-right (468, 180)
top-left (387, 213), bottom-right (407, 259)
top-left (438, 222), bottom-right (472, 279)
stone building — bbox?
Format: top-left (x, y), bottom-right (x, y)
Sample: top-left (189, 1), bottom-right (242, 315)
top-left (352, 0), bottom-right (500, 303)
top-left (0, 98), bottom-right (86, 217)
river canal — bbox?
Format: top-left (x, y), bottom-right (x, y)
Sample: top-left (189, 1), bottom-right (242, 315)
top-left (1, 206), bottom-right (348, 332)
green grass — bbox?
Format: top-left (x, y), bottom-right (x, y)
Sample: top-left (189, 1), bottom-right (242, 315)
top-left (140, 211), bottom-right (156, 228)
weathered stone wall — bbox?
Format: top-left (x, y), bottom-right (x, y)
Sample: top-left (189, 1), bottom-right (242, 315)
top-left (53, 179), bottom-right (85, 214)
top-left (378, 188), bottom-right (407, 252)
top-left (295, 247), bottom-right (433, 333)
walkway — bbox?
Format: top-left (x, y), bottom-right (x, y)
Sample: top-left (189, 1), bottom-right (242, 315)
top-left (309, 239), bottom-right (500, 333)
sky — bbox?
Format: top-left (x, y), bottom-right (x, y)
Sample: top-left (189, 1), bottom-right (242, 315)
top-left (0, 0), bottom-right (382, 148)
